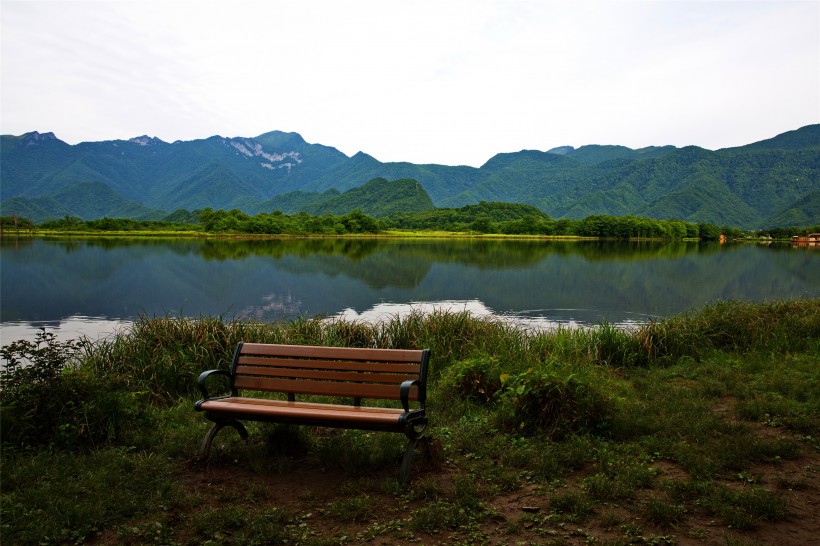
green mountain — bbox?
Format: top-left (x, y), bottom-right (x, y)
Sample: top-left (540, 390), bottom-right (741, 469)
top-left (0, 130), bottom-right (348, 218)
top-left (733, 124), bottom-right (820, 151)
top-left (256, 178), bottom-right (435, 217)
top-left (763, 189), bottom-right (820, 228)
top-left (1, 125), bottom-right (817, 227)
top-left (558, 144), bottom-right (678, 165)
top-left (1, 179), bottom-right (161, 220)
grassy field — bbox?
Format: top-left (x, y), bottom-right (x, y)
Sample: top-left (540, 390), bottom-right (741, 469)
top-left (1, 300), bottom-right (818, 545)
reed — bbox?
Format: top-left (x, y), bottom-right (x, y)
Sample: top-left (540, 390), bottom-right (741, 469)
top-left (73, 298), bottom-right (820, 403)
top-left (636, 299), bottom-right (820, 362)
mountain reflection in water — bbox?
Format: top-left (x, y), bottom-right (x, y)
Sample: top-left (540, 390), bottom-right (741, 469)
top-left (1, 237), bottom-right (817, 342)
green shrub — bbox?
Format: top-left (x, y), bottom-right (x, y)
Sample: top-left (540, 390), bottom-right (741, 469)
top-left (1, 329), bottom-right (83, 388)
top-left (437, 355), bottom-right (504, 404)
top-left (495, 368), bottom-right (614, 437)
top-left (1, 330), bottom-right (148, 449)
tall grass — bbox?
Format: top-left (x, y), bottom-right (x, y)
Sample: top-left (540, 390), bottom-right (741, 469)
top-left (74, 299), bottom-right (819, 403)
top-left (81, 314), bottom-right (291, 401)
top-left (78, 309), bottom-right (536, 401)
top-left (637, 299), bottom-right (820, 362)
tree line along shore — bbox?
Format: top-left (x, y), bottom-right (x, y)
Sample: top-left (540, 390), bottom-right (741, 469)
top-left (2, 202), bottom-right (818, 240)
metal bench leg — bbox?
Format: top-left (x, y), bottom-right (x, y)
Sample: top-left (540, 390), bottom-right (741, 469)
top-left (400, 438), bottom-right (418, 484)
top-left (199, 420), bottom-right (249, 459)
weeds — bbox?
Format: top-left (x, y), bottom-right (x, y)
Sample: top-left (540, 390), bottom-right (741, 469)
top-left (1, 448), bottom-right (180, 544)
top-left (642, 496), bottom-right (686, 526)
top-left (549, 490), bottom-right (596, 521)
top-left (326, 493), bottom-right (379, 524)
top-left (700, 484), bottom-right (789, 529)
top-left (408, 499), bottom-right (480, 532)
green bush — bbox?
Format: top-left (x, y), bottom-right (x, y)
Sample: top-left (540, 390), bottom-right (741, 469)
top-left (437, 355), bottom-right (504, 404)
top-left (496, 368), bottom-right (614, 438)
top-left (1, 330), bottom-right (148, 449)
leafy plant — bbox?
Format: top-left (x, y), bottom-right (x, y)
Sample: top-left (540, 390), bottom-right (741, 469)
top-left (1, 330), bottom-right (146, 449)
top-left (496, 368), bottom-right (614, 437)
top-left (437, 354), bottom-right (504, 404)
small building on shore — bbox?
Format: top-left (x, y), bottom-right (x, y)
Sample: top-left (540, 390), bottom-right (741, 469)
top-left (791, 233), bottom-right (820, 247)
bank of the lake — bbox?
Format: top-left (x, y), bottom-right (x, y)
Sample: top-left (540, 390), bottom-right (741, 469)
top-left (7, 228), bottom-right (598, 240)
top-left (3, 225), bottom-right (807, 242)
top-left (1, 300), bottom-right (818, 545)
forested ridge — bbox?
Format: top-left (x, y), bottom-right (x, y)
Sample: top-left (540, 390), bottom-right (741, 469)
top-left (1, 125), bottom-right (817, 228)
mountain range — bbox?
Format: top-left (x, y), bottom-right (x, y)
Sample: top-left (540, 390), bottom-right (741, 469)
top-left (1, 125), bottom-right (818, 228)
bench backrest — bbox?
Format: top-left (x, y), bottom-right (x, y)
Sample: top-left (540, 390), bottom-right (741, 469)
top-left (229, 342), bottom-right (430, 404)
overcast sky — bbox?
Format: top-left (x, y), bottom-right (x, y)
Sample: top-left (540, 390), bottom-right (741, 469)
top-left (1, 0), bottom-right (818, 167)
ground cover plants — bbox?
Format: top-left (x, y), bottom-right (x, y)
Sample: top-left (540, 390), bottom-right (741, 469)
top-left (1, 299), bottom-right (818, 545)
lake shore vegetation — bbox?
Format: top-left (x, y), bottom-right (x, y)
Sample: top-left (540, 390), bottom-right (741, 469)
top-left (2, 299), bottom-right (818, 545)
top-left (5, 203), bottom-right (817, 241)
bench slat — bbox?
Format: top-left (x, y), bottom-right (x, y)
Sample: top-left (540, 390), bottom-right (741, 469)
top-left (234, 376), bottom-right (419, 400)
top-left (240, 343), bottom-right (425, 363)
top-left (235, 365), bottom-right (418, 384)
top-left (215, 397), bottom-right (407, 414)
top-left (237, 356), bottom-right (421, 374)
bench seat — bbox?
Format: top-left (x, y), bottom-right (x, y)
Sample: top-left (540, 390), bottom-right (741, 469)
top-left (197, 397), bottom-right (424, 429)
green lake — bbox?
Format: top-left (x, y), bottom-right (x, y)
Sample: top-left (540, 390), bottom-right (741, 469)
top-left (1, 237), bottom-right (817, 342)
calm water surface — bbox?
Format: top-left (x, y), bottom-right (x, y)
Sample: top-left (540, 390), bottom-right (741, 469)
top-left (1, 237), bottom-right (817, 343)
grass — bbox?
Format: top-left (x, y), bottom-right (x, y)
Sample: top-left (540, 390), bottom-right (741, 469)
top-left (1, 299), bottom-right (818, 545)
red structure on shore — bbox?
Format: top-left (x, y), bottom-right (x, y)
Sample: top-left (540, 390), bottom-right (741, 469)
top-left (791, 233), bottom-right (820, 247)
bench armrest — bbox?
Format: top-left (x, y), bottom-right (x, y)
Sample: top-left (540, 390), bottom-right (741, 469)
top-left (400, 379), bottom-right (421, 413)
top-left (197, 369), bottom-right (233, 400)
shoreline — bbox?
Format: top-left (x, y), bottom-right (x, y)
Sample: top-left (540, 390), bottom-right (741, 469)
top-left (0, 228), bottom-right (737, 242)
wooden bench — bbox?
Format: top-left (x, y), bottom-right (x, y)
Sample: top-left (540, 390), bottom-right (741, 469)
top-left (195, 342), bottom-right (431, 483)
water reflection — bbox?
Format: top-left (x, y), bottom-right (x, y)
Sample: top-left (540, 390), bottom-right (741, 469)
top-left (332, 300), bottom-right (655, 332)
top-left (0, 315), bottom-right (131, 345)
top-left (1, 237), bottom-right (817, 342)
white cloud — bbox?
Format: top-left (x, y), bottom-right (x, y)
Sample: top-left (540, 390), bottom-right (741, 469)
top-left (2, 0), bottom-right (818, 166)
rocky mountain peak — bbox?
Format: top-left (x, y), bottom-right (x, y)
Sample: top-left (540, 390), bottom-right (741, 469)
top-left (547, 145), bottom-right (574, 155)
top-left (129, 135), bottom-right (167, 146)
top-left (22, 131), bottom-right (59, 146)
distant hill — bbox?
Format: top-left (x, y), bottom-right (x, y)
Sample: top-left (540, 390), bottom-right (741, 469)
top-left (255, 178), bottom-right (435, 217)
top-left (727, 124), bottom-right (820, 151)
top-left (1, 125), bottom-right (817, 228)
